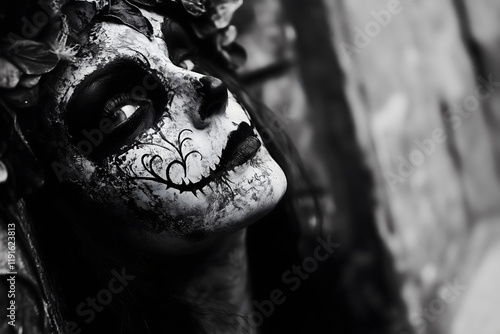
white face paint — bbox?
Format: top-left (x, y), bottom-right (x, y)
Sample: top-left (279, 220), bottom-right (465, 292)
top-left (45, 9), bottom-right (287, 253)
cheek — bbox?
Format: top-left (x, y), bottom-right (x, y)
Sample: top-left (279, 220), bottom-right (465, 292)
top-left (76, 136), bottom-right (286, 238)
top-left (79, 159), bottom-right (212, 236)
top-left (70, 123), bottom-right (221, 236)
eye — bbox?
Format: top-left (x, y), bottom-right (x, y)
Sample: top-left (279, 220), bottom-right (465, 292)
top-left (65, 59), bottom-right (169, 160)
top-left (92, 93), bottom-right (156, 157)
top-left (179, 59), bottom-right (195, 71)
top-left (104, 94), bottom-right (144, 130)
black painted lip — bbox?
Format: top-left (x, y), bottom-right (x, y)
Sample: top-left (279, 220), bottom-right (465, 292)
top-left (218, 122), bottom-right (260, 170)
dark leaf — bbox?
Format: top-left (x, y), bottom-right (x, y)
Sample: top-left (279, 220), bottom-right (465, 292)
top-left (7, 40), bottom-right (59, 76)
top-left (179, 0), bottom-right (207, 17)
top-left (104, 0), bottom-right (154, 38)
top-left (127, 0), bottom-right (160, 7)
top-left (62, 1), bottom-right (97, 34)
top-left (42, 16), bottom-right (66, 50)
top-left (3, 86), bottom-right (40, 108)
top-left (162, 19), bottom-right (198, 63)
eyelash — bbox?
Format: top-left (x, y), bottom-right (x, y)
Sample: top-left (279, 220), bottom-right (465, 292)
top-left (103, 94), bottom-right (143, 117)
top-left (66, 60), bottom-right (171, 160)
top-left (104, 94), bottom-right (132, 114)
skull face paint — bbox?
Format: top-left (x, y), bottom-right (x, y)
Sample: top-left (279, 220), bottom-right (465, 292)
top-left (44, 9), bottom-right (287, 253)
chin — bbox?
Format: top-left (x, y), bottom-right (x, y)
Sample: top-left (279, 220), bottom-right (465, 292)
top-left (116, 148), bottom-right (287, 256)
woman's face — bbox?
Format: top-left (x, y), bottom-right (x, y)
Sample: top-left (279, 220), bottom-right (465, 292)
top-left (46, 9), bottom-right (287, 253)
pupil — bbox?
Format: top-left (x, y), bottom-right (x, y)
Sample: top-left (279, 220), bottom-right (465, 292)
top-left (110, 104), bottom-right (140, 128)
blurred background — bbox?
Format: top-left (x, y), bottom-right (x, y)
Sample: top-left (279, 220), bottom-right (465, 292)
top-left (233, 0), bottom-right (500, 333)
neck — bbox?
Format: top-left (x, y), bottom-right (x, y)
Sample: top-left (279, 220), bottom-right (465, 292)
top-left (180, 229), bottom-right (255, 333)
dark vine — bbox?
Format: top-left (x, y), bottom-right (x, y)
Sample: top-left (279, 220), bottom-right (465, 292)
top-left (129, 128), bottom-right (233, 196)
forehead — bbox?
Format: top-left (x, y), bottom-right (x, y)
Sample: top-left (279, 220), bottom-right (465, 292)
top-left (56, 9), bottom-right (175, 105)
top-left (88, 8), bottom-right (169, 59)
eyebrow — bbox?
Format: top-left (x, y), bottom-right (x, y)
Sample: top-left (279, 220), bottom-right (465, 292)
top-left (84, 57), bottom-right (151, 90)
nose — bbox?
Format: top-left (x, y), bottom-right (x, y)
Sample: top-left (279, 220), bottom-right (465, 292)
top-left (197, 76), bottom-right (228, 121)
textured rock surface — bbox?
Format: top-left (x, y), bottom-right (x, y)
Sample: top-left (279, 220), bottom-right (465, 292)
top-left (327, 1), bottom-right (500, 334)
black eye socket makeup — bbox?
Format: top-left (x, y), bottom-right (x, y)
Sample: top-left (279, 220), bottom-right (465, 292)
top-left (65, 59), bottom-right (169, 160)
